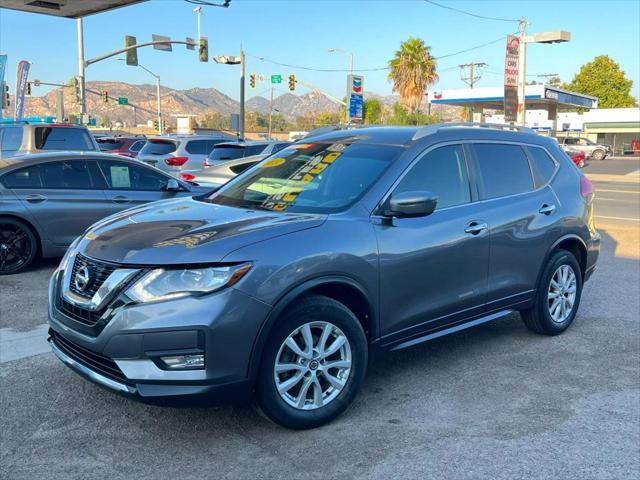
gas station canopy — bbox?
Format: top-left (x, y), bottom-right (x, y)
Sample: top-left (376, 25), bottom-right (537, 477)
top-left (428, 84), bottom-right (598, 110)
top-left (1, 0), bottom-right (147, 18)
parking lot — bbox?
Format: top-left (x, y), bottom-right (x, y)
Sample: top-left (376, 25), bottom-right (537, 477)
top-left (1, 156), bottom-right (639, 480)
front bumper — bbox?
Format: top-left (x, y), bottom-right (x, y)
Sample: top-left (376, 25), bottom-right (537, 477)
top-left (48, 267), bottom-right (271, 405)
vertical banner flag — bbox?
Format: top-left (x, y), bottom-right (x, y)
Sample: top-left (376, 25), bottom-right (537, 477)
top-left (503, 35), bottom-right (520, 123)
top-left (0, 55), bottom-right (7, 87)
top-left (346, 74), bottom-right (364, 124)
top-left (15, 60), bottom-right (31, 120)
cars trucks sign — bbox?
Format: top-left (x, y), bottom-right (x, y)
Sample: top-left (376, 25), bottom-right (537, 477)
top-left (503, 35), bottom-right (520, 123)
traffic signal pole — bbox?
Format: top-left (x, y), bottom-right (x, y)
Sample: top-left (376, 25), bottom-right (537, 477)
top-left (239, 46), bottom-right (245, 140)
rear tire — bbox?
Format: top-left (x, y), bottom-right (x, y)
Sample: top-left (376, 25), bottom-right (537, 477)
top-left (256, 295), bottom-right (367, 429)
top-left (0, 217), bottom-right (38, 275)
top-left (522, 250), bottom-right (582, 335)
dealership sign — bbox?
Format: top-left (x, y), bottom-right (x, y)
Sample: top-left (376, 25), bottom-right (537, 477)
top-left (503, 35), bottom-right (520, 123)
top-left (346, 74), bottom-right (364, 123)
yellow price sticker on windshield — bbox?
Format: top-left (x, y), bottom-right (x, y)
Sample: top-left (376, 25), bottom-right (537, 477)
top-left (261, 157), bottom-right (286, 168)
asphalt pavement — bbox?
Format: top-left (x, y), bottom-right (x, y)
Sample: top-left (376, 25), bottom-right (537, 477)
top-left (1, 156), bottom-right (639, 480)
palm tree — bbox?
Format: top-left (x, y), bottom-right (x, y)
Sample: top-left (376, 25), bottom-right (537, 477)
top-left (388, 37), bottom-right (438, 119)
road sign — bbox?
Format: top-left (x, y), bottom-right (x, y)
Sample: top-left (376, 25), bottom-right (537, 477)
top-left (271, 75), bottom-right (282, 84)
top-left (186, 37), bottom-right (196, 50)
top-left (118, 97), bottom-right (129, 105)
top-left (152, 34), bottom-right (172, 52)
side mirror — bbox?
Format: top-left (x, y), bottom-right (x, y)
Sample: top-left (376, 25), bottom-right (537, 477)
top-left (386, 191), bottom-right (438, 218)
top-left (166, 178), bottom-right (182, 192)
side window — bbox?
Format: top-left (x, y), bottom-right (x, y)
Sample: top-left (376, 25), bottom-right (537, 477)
top-left (40, 160), bottom-right (95, 189)
top-left (528, 147), bottom-right (557, 187)
top-left (185, 140), bottom-right (207, 155)
top-left (394, 144), bottom-right (471, 210)
top-left (2, 165), bottom-right (42, 188)
top-left (100, 160), bottom-right (169, 191)
top-left (1, 127), bottom-right (24, 155)
top-left (473, 143), bottom-right (534, 199)
top-left (130, 140), bottom-right (145, 152)
top-left (564, 138), bottom-right (576, 145)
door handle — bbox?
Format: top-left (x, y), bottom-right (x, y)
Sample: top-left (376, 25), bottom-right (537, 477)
top-left (465, 221), bottom-right (488, 235)
top-left (539, 204), bottom-right (557, 215)
top-left (112, 196), bottom-right (131, 204)
top-left (25, 194), bottom-right (47, 204)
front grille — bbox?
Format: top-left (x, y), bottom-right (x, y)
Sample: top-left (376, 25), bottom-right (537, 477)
top-left (51, 330), bottom-right (132, 386)
top-left (69, 254), bottom-right (117, 299)
top-left (58, 298), bottom-right (104, 326)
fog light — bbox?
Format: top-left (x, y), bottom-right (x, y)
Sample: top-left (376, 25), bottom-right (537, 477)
top-left (160, 354), bottom-right (205, 369)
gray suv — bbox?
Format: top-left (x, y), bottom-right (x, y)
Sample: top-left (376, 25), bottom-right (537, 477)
top-left (560, 136), bottom-right (611, 161)
top-left (48, 124), bottom-right (600, 429)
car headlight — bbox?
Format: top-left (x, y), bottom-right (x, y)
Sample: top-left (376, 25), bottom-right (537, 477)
top-left (126, 264), bottom-right (251, 303)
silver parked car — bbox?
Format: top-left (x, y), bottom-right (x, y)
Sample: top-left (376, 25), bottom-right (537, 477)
top-left (560, 136), bottom-right (611, 161)
top-left (205, 140), bottom-right (291, 165)
top-left (184, 154), bottom-right (267, 185)
top-left (137, 134), bottom-right (233, 176)
top-left (0, 152), bottom-right (212, 274)
top-left (0, 122), bottom-right (100, 160)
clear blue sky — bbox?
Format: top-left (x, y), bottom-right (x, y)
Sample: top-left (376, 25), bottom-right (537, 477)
top-left (1, 0), bottom-right (639, 102)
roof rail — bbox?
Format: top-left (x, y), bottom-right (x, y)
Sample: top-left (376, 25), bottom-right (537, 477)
top-left (412, 122), bottom-right (535, 140)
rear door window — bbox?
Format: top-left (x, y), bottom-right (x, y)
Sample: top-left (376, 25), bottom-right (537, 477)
top-left (139, 139), bottom-right (178, 155)
top-left (99, 160), bottom-right (169, 191)
top-left (34, 127), bottom-right (94, 150)
top-left (39, 160), bottom-right (95, 189)
top-left (208, 145), bottom-right (245, 161)
top-left (473, 143), bottom-right (534, 200)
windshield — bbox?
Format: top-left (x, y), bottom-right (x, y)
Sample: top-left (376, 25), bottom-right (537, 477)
top-left (207, 142), bottom-right (402, 213)
top-left (34, 127), bottom-right (94, 151)
top-left (140, 139), bottom-right (178, 155)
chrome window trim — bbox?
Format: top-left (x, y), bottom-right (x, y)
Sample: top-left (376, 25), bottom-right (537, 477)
top-left (61, 252), bottom-right (139, 311)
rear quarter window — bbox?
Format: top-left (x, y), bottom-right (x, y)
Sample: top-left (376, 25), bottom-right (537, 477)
top-left (34, 127), bottom-right (94, 151)
top-left (0, 127), bottom-right (24, 155)
top-left (2, 165), bottom-right (42, 188)
top-left (527, 146), bottom-right (557, 187)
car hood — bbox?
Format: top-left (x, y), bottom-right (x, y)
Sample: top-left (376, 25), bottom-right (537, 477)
top-left (77, 197), bottom-right (326, 265)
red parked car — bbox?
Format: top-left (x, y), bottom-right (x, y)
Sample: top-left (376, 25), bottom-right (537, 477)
top-left (567, 149), bottom-right (587, 168)
top-left (96, 136), bottom-right (147, 158)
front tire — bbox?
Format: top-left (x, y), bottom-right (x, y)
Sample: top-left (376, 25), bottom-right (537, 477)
top-left (0, 218), bottom-right (38, 275)
top-left (522, 250), bottom-right (583, 335)
top-left (256, 295), bottom-right (368, 429)
top-left (591, 149), bottom-right (605, 161)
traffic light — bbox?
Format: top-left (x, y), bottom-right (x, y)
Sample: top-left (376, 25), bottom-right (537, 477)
top-left (153, 119), bottom-right (159, 130)
top-left (125, 35), bottom-right (138, 66)
top-left (101, 91), bottom-right (109, 103)
top-left (249, 73), bottom-right (256, 89)
top-left (199, 37), bottom-right (209, 62)
top-left (1, 82), bottom-right (9, 109)
top-left (288, 74), bottom-right (296, 91)
top-left (25, 82), bottom-right (32, 96)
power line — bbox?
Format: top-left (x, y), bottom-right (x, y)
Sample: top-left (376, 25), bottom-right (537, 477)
top-left (423, 0), bottom-right (519, 23)
top-left (248, 34), bottom-right (512, 74)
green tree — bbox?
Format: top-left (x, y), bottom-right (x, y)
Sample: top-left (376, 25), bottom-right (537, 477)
top-left (101, 115), bottom-right (111, 127)
top-left (388, 37), bottom-right (438, 115)
top-left (363, 99), bottom-right (383, 124)
top-left (563, 55), bottom-right (637, 108)
top-left (388, 102), bottom-right (438, 126)
top-left (316, 111), bottom-right (341, 126)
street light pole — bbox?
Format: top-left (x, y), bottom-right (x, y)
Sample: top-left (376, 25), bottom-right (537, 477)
top-left (194, 6), bottom-right (202, 41)
top-left (76, 17), bottom-right (86, 116)
top-left (240, 46), bottom-right (245, 139)
top-left (268, 86), bottom-right (274, 139)
top-left (328, 48), bottom-right (354, 75)
top-left (118, 59), bottom-right (163, 134)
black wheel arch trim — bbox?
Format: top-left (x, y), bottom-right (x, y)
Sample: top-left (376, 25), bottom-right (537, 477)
top-left (535, 233), bottom-right (588, 289)
top-left (245, 275), bottom-right (377, 384)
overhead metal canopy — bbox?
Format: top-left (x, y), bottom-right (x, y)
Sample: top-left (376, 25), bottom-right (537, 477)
top-left (0, 0), bottom-right (148, 18)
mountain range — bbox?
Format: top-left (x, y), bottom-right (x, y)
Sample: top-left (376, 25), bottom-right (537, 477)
top-left (18, 80), bottom-right (461, 127)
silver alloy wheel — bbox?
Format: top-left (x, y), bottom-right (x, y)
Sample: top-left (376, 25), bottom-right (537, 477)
top-left (274, 321), bottom-right (352, 410)
top-left (547, 264), bottom-right (577, 323)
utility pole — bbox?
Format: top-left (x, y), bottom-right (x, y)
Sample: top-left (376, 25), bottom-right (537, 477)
top-left (77, 17), bottom-right (86, 116)
top-left (459, 62), bottom-right (487, 88)
top-left (268, 86), bottom-right (274, 139)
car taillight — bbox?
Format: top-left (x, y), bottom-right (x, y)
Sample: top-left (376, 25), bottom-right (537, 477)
top-left (204, 158), bottom-right (212, 167)
top-left (180, 173), bottom-right (196, 181)
top-left (165, 156), bottom-right (188, 166)
top-left (579, 175), bottom-right (594, 197)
